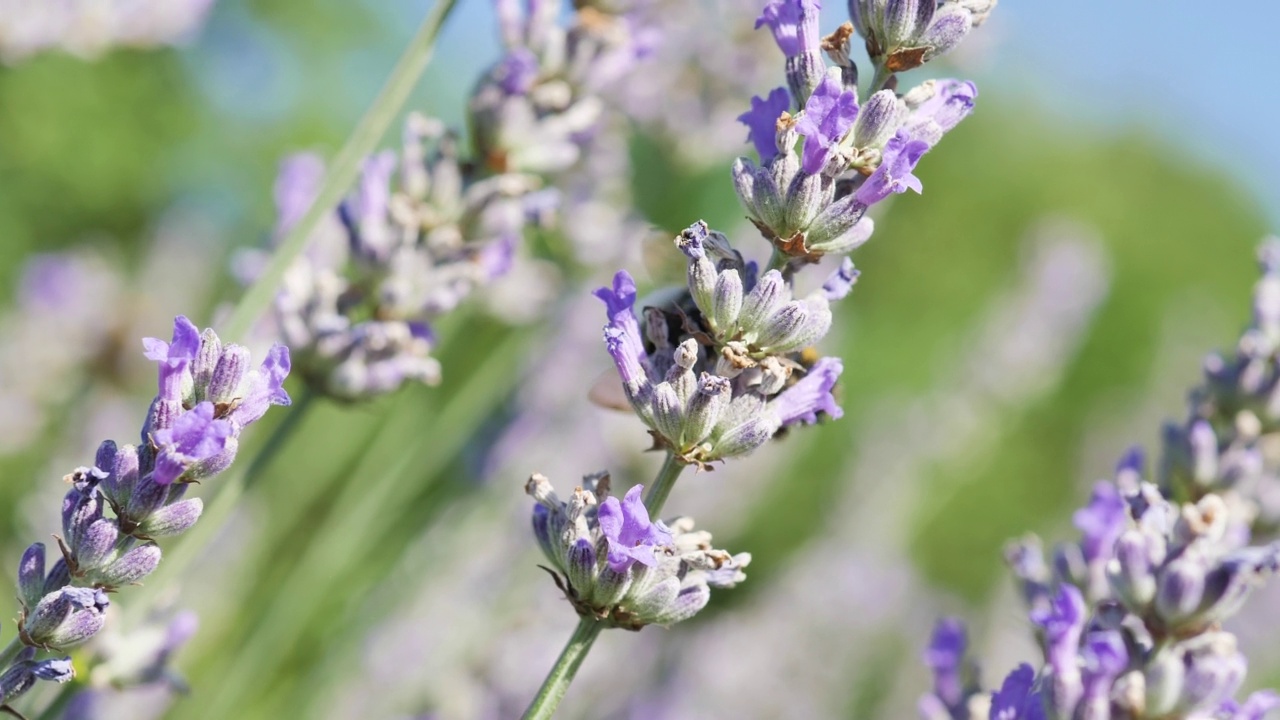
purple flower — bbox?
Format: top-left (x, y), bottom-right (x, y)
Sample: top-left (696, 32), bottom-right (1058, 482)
top-left (906, 79), bottom-right (978, 148)
top-left (496, 48), bottom-right (539, 95)
top-left (273, 153), bottom-right (325, 237)
top-left (1079, 630), bottom-right (1127, 705)
top-left (795, 74), bottom-right (858, 175)
top-left (853, 130), bottom-right (928, 206)
top-left (595, 271), bottom-right (651, 395)
top-left (771, 357), bottom-right (843, 427)
top-left (142, 316), bottom-right (201, 403)
top-left (151, 403), bottom-right (233, 485)
top-left (1030, 584), bottom-right (1085, 712)
top-left (1073, 481), bottom-right (1127, 564)
top-left (821, 258), bottom-right (860, 302)
top-left (737, 87), bottom-right (791, 163)
top-left (923, 618), bottom-right (966, 708)
top-left (990, 664), bottom-right (1046, 720)
top-left (597, 485), bottom-right (672, 573)
top-left (755, 0), bottom-right (821, 57)
top-left (226, 345), bottom-right (292, 428)
top-left (1221, 691), bottom-right (1280, 720)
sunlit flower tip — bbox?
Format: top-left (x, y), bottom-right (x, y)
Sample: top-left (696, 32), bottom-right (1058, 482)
top-left (150, 403), bottom-right (234, 485)
top-left (738, 87), bottom-right (791, 162)
top-left (142, 315), bottom-right (201, 403)
top-left (821, 258), bottom-right (860, 301)
top-left (496, 48), bottom-right (539, 95)
top-left (595, 270), bottom-right (650, 395)
top-left (755, 0), bottom-right (822, 58)
top-left (21, 587), bottom-right (109, 650)
top-left (770, 356), bottom-right (843, 427)
top-left (989, 663), bottom-right (1044, 720)
top-left (905, 79), bottom-right (978, 148)
top-left (853, 130), bottom-right (928, 206)
top-left (795, 74), bottom-right (858, 175)
top-left (137, 498), bottom-right (203, 538)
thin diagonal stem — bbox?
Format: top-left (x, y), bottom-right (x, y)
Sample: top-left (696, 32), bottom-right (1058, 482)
top-left (218, 0), bottom-right (461, 343)
top-left (522, 452), bottom-right (688, 718)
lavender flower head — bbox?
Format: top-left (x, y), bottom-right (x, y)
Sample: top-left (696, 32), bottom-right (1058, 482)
top-left (731, 0), bottom-right (987, 265)
top-left (595, 221), bottom-right (849, 466)
top-left (1, 316), bottom-right (289, 706)
top-left (527, 472), bottom-right (749, 630)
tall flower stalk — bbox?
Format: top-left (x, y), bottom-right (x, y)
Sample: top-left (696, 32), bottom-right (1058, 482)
top-left (520, 0), bottom-right (997, 714)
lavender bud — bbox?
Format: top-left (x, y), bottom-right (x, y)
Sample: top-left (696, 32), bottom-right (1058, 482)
top-left (628, 576), bottom-right (680, 621)
top-left (94, 544), bottom-right (162, 588)
top-left (685, 374), bottom-right (732, 446)
top-left (208, 344), bottom-right (251, 406)
top-left (1176, 634), bottom-right (1246, 714)
top-left (918, 4), bottom-right (973, 61)
top-left (1144, 648), bottom-right (1184, 716)
top-left (191, 328), bottom-right (222, 402)
top-left (61, 488), bottom-right (103, 555)
top-left (124, 476), bottom-right (170, 528)
top-left (739, 270), bottom-right (788, 337)
top-left (101, 443), bottom-right (140, 511)
top-left (651, 384), bottom-right (685, 449)
top-left (565, 539), bottom-right (597, 600)
top-left (590, 566), bottom-right (634, 608)
top-left (784, 171), bottom-right (828, 236)
top-left (0, 659), bottom-right (36, 705)
top-left (531, 504), bottom-right (555, 560)
top-left (751, 160), bottom-right (789, 236)
top-left (710, 416), bottom-right (777, 459)
top-left (731, 158), bottom-right (757, 214)
top-left (138, 498), bottom-right (204, 538)
top-left (73, 518), bottom-right (120, 572)
top-left (755, 301), bottom-right (808, 351)
top-left (31, 657), bottom-right (74, 684)
top-left (1156, 555), bottom-right (1207, 626)
top-left (22, 587), bottom-right (109, 650)
top-left (853, 89), bottom-right (905, 149)
top-left (17, 544), bottom-right (46, 611)
top-left (1108, 530), bottom-right (1158, 607)
top-left (652, 584), bottom-right (712, 626)
top-left (42, 559), bottom-right (70, 595)
top-left (685, 256), bottom-right (718, 321)
top-left (93, 441), bottom-right (116, 477)
top-left (710, 269), bottom-right (745, 334)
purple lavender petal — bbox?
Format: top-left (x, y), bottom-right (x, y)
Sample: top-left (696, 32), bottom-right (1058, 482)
top-left (1030, 583), bottom-right (1085, 702)
top-left (906, 79), bottom-right (978, 147)
top-left (227, 345), bottom-right (292, 428)
top-left (496, 48), bottom-right (539, 95)
top-left (853, 130), bottom-right (929, 206)
top-left (771, 357), bottom-right (843, 427)
top-left (990, 664), bottom-right (1046, 720)
top-left (923, 618), bottom-right (966, 708)
top-left (152, 403), bottom-right (234, 485)
top-left (1073, 482), bottom-right (1128, 564)
top-left (598, 485), bottom-right (672, 573)
top-left (143, 316), bottom-right (201, 402)
top-left (737, 87), bottom-right (791, 163)
top-left (595, 271), bottom-right (651, 393)
top-left (755, 0), bottom-right (821, 57)
top-left (794, 74), bottom-right (858, 175)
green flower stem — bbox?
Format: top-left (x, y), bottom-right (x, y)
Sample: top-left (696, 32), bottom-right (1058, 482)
top-left (0, 639), bottom-right (21, 670)
top-left (218, 0), bottom-right (460, 343)
top-left (521, 453), bottom-right (688, 719)
top-left (869, 63), bottom-right (894, 94)
top-left (521, 618), bottom-right (604, 720)
top-left (643, 451), bottom-right (687, 516)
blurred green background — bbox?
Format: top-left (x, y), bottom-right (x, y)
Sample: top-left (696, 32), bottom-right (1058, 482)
top-left (0, 0), bottom-right (1275, 718)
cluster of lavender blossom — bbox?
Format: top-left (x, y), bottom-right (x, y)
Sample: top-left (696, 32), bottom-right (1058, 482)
top-left (523, 0), bottom-right (996, 711)
top-left (243, 0), bottom-right (653, 401)
top-left (0, 0), bottom-right (216, 64)
top-left (920, 243), bottom-right (1280, 720)
top-left (0, 317), bottom-right (289, 711)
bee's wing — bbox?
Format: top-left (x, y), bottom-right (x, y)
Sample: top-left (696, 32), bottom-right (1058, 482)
top-left (588, 370), bottom-right (632, 412)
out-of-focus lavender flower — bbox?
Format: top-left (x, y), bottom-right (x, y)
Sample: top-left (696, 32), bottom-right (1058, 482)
top-left (596, 222), bottom-right (848, 465)
top-left (527, 472), bottom-right (748, 630)
top-left (1, 317), bottom-right (289, 705)
top-left (919, 619), bottom-right (981, 718)
top-left (0, 0), bottom-right (217, 64)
